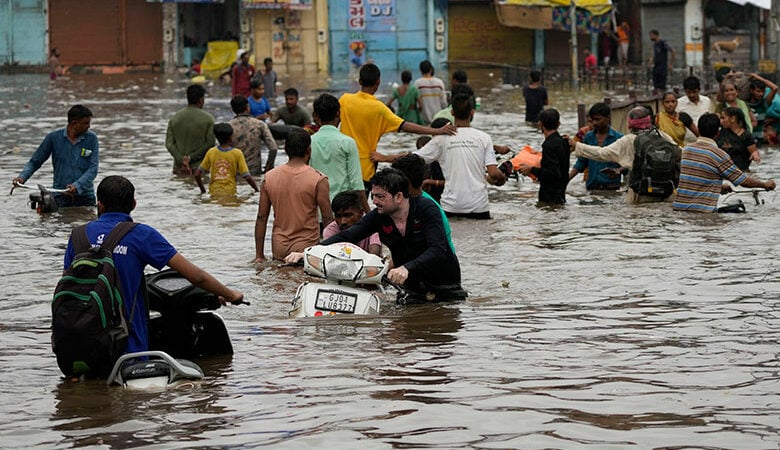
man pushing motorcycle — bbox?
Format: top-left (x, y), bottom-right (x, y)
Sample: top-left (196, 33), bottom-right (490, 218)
top-left (285, 168), bottom-right (465, 303)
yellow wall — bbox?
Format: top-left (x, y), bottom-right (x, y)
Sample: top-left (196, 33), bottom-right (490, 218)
top-left (448, 4), bottom-right (533, 66)
top-left (250, 4), bottom-right (327, 76)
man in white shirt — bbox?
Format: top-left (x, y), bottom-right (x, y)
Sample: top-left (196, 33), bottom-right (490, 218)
top-left (415, 94), bottom-right (506, 219)
top-left (677, 76), bottom-right (711, 143)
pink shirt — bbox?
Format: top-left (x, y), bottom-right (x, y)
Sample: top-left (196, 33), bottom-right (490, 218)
top-left (322, 220), bottom-right (380, 253)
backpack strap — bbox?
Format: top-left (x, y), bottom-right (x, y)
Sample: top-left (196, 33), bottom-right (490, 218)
top-left (70, 224), bottom-right (92, 253)
top-left (100, 222), bottom-right (138, 253)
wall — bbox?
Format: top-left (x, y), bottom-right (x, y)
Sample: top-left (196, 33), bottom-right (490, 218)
top-left (328, 0), bottom-right (443, 74)
top-left (251, 6), bottom-right (322, 76)
top-left (448, 3), bottom-right (533, 66)
top-left (0, 0), bottom-right (46, 65)
top-left (640, 1), bottom-right (686, 68)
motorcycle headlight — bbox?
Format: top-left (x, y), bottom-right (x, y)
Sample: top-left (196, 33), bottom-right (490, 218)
top-left (305, 253), bottom-right (323, 273)
top-left (322, 254), bottom-right (362, 281)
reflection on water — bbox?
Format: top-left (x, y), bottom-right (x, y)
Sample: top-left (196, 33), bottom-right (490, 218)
top-left (0, 72), bottom-right (779, 449)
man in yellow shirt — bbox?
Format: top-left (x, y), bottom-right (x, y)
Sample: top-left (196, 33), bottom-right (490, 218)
top-left (339, 63), bottom-right (456, 190)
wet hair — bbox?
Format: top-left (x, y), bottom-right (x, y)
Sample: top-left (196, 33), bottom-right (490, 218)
top-left (723, 106), bottom-right (748, 130)
top-left (313, 93), bottom-right (340, 123)
top-left (263, 57), bottom-right (273, 65)
top-left (186, 84), bottom-right (206, 105)
top-left (529, 70), bottom-right (542, 83)
top-left (698, 113), bottom-right (721, 139)
top-left (230, 95), bottom-right (249, 114)
top-left (67, 105), bottom-right (93, 123)
top-left (715, 67), bottom-right (732, 83)
top-left (392, 153), bottom-right (426, 189)
top-left (419, 60), bottom-right (434, 75)
top-left (430, 118), bottom-right (451, 129)
top-left (250, 79), bottom-right (262, 89)
top-left (284, 127), bottom-right (311, 158)
top-left (750, 79), bottom-right (766, 91)
top-left (650, 29), bottom-right (659, 36)
top-left (588, 102), bottom-right (611, 118)
top-left (370, 167), bottom-right (409, 198)
top-left (416, 136), bottom-right (432, 149)
top-left (97, 175), bottom-right (135, 213)
top-left (452, 70), bottom-right (468, 84)
top-left (359, 63), bottom-right (381, 87)
top-left (214, 123), bottom-right (234, 145)
top-left (451, 93), bottom-right (475, 120)
top-left (662, 91), bottom-right (677, 102)
top-left (451, 82), bottom-right (474, 99)
top-left (628, 105), bottom-right (652, 120)
top-left (284, 88), bottom-right (299, 98)
top-left (538, 108), bottom-right (560, 130)
top-left (678, 111), bottom-right (693, 127)
top-left (683, 76), bottom-right (701, 91)
top-left (401, 70), bottom-right (412, 84)
top-left (331, 190), bottom-right (362, 213)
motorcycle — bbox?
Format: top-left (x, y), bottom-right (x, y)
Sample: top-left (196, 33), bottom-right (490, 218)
top-left (289, 243), bottom-right (388, 318)
top-left (106, 269), bottom-right (238, 389)
top-left (10, 182), bottom-right (69, 214)
top-left (288, 243), bottom-right (468, 318)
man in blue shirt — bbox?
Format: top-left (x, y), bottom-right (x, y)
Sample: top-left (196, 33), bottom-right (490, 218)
top-left (64, 175), bottom-right (244, 354)
top-left (568, 103), bottom-right (624, 191)
top-left (13, 105), bottom-right (99, 207)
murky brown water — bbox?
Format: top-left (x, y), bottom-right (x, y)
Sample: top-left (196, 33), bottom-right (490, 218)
top-left (1, 71), bottom-right (779, 449)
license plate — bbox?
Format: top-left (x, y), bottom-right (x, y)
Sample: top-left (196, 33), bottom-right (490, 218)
top-left (315, 289), bottom-right (357, 314)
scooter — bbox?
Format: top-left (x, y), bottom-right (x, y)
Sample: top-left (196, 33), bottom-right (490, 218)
top-left (289, 243), bottom-right (388, 318)
top-left (288, 243), bottom-right (469, 318)
top-left (106, 269), bottom-right (238, 389)
top-left (10, 181), bottom-right (69, 214)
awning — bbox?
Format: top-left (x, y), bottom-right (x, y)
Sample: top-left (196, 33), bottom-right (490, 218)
top-left (722, 0), bottom-right (771, 9)
top-left (497, 0), bottom-right (612, 16)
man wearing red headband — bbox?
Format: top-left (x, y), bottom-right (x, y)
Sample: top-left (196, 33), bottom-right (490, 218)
top-left (571, 106), bottom-right (681, 203)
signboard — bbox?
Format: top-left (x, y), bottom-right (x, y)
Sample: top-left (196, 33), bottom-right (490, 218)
top-left (242, 0), bottom-right (312, 9)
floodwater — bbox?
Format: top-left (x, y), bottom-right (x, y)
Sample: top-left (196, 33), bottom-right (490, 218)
top-left (1, 70), bottom-right (779, 450)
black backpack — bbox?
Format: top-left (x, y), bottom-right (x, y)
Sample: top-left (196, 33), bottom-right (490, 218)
top-left (629, 128), bottom-right (681, 198)
top-left (52, 222), bottom-right (138, 378)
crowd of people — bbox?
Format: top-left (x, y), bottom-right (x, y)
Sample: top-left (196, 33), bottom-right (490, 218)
top-left (10, 58), bottom-right (778, 363)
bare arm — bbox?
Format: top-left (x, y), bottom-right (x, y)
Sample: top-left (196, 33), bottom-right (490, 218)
top-left (316, 178), bottom-right (334, 227)
top-left (244, 174), bottom-right (260, 192)
top-left (254, 181), bottom-right (271, 262)
top-left (194, 169), bottom-right (206, 194)
top-left (400, 121), bottom-right (457, 136)
top-left (740, 177), bottom-right (775, 190)
top-left (486, 164), bottom-right (506, 186)
top-left (167, 253), bottom-right (243, 304)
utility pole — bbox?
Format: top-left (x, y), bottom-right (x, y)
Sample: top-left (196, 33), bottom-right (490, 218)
top-left (774, 0), bottom-right (780, 79)
top-left (570, 1), bottom-right (579, 91)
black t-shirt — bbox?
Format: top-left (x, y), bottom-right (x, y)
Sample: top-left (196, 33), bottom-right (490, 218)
top-left (321, 195), bottom-right (461, 291)
top-left (530, 131), bottom-right (569, 204)
top-left (523, 85), bottom-right (548, 122)
top-left (717, 128), bottom-right (755, 171)
top-left (653, 39), bottom-right (671, 69)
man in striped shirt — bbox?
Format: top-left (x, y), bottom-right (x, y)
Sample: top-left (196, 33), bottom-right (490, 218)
top-left (673, 113), bottom-right (775, 212)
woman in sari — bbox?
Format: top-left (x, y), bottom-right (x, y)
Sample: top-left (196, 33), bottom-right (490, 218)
top-left (656, 92), bottom-right (695, 147)
top-left (387, 70), bottom-right (423, 125)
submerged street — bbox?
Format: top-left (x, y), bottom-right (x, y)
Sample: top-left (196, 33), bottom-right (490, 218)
top-left (0, 71), bottom-right (778, 449)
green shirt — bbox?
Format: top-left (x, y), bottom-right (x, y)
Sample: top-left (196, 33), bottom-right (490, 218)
top-left (421, 191), bottom-right (455, 253)
top-left (165, 106), bottom-right (215, 168)
top-left (309, 125), bottom-right (364, 201)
